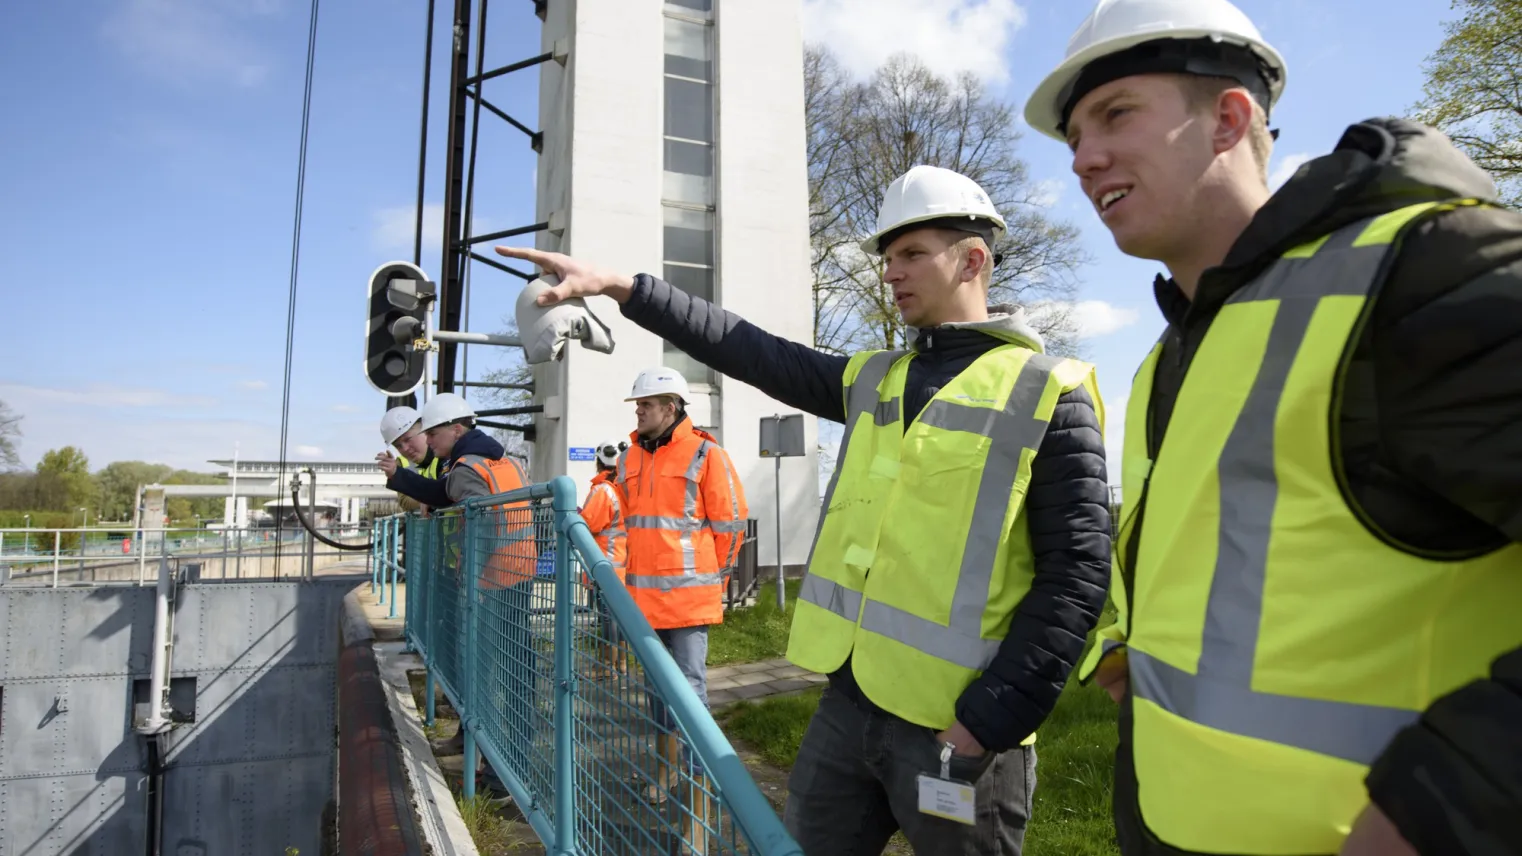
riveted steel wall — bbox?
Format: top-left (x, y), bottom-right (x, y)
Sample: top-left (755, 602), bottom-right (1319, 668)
top-left (0, 579), bottom-right (353, 855)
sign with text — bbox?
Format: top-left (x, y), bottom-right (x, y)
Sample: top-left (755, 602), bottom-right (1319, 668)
top-left (568, 447), bottom-right (596, 462)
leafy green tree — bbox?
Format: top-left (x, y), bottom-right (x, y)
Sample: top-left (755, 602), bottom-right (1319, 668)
top-left (95, 461), bottom-right (174, 521)
top-left (1413, 0), bottom-right (1522, 206)
top-left (36, 446), bottom-right (96, 512)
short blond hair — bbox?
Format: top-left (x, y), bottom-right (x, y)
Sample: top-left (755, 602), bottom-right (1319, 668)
top-left (943, 231), bottom-right (995, 287)
top-left (1178, 75), bottom-right (1273, 185)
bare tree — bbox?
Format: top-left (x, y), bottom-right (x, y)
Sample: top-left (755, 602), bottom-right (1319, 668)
top-left (477, 317), bottom-right (534, 464)
top-left (0, 400), bottom-right (20, 471)
top-left (1412, 0), bottom-right (1522, 207)
top-left (805, 47), bottom-right (1090, 355)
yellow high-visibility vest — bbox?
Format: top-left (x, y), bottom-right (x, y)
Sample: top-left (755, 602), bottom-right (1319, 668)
top-left (1104, 199), bottom-right (1522, 854)
top-left (787, 342), bottom-right (1101, 733)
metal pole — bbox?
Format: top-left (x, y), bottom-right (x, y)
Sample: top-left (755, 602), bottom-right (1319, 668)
top-left (775, 415), bottom-right (786, 611)
top-left (139, 555), bottom-right (174, 735)
top-left (53, 530), bottom-right (61, 587)
top-left (388, 518), bottom-right (398, 619)
top-left (552, 500), bottom-right (576, 852)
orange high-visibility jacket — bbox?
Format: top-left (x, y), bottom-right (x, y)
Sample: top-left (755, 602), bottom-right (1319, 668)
top-left (616, 418), bottom-right (747, 629)
top-left (453, 454), bottom-right (537, 589)
top-left (581, 469), bottom-right (627, 582)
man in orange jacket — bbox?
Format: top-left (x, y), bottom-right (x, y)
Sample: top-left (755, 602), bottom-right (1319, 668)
top-left (615, 366), bottom-right (747, 840)
top-left (582, 439), bottom-right (628, 676)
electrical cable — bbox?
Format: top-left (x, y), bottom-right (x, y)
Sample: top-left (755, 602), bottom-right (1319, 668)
top-left (274, 0), bottom-right (322, 574)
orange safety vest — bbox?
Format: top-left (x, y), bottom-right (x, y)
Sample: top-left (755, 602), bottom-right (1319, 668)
top-left (581, 470), bottom-right (627, 582)
top-left (616, 418), bottom-right (747, 630)
top-left (456, 455), bottom-right (537, 589)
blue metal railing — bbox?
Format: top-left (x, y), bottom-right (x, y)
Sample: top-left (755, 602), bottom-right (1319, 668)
top-left (374, 475), bottom-right (802, 855)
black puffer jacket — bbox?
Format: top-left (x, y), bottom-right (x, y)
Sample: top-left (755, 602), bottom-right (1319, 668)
top-left (1114, 118), bottom-right (1522, 856)
top-left (622, 279), bottom-right (1112, 752)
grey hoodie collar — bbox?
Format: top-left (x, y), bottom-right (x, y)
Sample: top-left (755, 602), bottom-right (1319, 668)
top-left (906, 302), bottom-right (1046, 353)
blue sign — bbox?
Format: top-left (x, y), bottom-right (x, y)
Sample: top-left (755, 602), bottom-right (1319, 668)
top-left (568, 447), bottom-right (596, 461)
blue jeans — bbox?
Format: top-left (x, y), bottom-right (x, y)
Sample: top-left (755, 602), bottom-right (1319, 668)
top-left (645, 625), bottom-right (709, 773)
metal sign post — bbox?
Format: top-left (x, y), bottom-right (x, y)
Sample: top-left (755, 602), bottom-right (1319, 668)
top-left (759, 413), bottom-right (805, 610)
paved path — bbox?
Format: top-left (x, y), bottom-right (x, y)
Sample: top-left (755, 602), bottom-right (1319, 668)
top-left (707, 659), bottom-right (827, 708)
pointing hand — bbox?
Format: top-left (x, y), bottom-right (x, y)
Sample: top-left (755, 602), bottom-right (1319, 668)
top-left (494, 245), bottom-right (635, 305)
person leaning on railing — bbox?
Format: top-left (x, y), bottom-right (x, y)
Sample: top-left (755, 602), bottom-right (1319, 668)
top-left (415, 392), bottom-right (535, 802)
top-left (580, 439), bottom-right (630, 678)
top-left (374, 404), bottom-right (460, 513)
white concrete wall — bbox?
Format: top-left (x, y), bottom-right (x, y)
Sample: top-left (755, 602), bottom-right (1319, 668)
top-left (711, 0), bottom-right (819, 569)
top-left (532, 0), bottom-right (819, 568)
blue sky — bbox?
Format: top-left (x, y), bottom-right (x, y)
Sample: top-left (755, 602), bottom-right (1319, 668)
top-left (0, 0), bottom-right (1457, 476)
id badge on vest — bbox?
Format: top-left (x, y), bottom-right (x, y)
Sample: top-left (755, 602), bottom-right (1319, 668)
top-left (917, 742), bottom-right (976, 825)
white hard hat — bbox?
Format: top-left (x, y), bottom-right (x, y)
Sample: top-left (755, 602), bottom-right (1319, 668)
top-left (596, 440), bottom-right (627, 467)
top-left (1025, 0), bottom-right (1286, 142)
top-left (860, 165), bottom-right (1006, 256)
top-left (418, 392), bottom-right (476, 431)
top-left (379, 406), bottom-right (421, 446)
top-left (624, 366), bottom-right (690, 403)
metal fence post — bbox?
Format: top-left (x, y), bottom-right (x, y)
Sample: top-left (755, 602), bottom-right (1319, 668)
top-left (388, 517), bottom-right (399, 620)
top-left (424, 515), bottom-right (438, 727)
top-left (370, 520), bottom-right (379, 594)
top-left (551, 480), bottom-right (577, 854)
top-left (462, 505), bottom-right (482, 801)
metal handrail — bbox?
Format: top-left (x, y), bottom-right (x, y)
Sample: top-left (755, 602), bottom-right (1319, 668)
top-left (389, 475), bottom-right (803, 855)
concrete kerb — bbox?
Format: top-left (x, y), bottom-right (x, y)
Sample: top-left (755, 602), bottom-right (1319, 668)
top-left (344, 587), bottom-right (481, 856)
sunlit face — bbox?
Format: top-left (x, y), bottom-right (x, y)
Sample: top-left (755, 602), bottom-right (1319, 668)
top-left (880, 228), bottom-right (982, 329)
top-left (634, 396), bottom-right (678, 439)
top-left (424, 423), bottom-right (466, 458)
top-left (392, 426), bottom-right (428, 462)
top-left (1065, 74), bottom-right (1217, 262)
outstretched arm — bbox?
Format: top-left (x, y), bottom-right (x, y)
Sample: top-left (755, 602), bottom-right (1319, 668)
top-left (497, 246), bottom-right (850, 422)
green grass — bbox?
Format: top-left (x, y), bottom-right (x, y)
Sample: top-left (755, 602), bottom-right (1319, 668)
top-left (456, 793), bottom-right (518, 853)
top-left (721, 686), bottom-right (823, 767)
top-left (1024, 680), bottom-right (1121, 856)
top-left (709, 579), bottom-right (799, 665)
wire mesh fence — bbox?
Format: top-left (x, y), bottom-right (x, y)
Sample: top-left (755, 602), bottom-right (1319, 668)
top-left (396, 476), bottom-right (802, 856)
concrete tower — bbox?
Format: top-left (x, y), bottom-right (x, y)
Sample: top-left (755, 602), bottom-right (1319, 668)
top-left (530, 0), bottom-right (820, 575)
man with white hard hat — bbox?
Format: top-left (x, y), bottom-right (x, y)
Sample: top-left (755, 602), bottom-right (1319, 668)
top-left (496, 163), bottom-right (1112, 854)
top-left (416, 391), bottom-right (536, 800)
top-left (610, 366), bottom-right (746, 851)
top-left (375, 405), bottom-right (442, 512)
top-left (1025, 1), bottom-right (1522, 854)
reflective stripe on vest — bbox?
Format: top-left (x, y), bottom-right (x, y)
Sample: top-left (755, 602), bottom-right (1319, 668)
top-left (1121, 199), bottom-right (1522, 853)
top-left (616, 422), bottom-right (745, 628)
top-left (590, 479), bottom-right (627, 570)
top-left (457, 454), bottom-right (536, 589)
top-left (790, 343), bottom-right (1099, 730)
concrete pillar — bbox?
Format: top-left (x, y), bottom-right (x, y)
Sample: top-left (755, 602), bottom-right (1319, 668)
top-left (235, 497), bottom-right (249, 528)
top-left (223, 495), bottom-right (235, 525)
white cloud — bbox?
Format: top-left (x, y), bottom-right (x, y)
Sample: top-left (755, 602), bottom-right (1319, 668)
top-left (1027, 300), bottom-right (1142, 340)
top-left (102, 0), bottom-right (275, 88)
top-left (0, 382), bottom-right (218, 410)
top-left (295, 445), bottom-right (323, 457)
top-left (1268, 152), bottom-right (1314, 191)
top-left (237, 380), bottom-right (268, 391)
top-left (1030, 178), bottom-right (1065, 208)
top-left (802, 0), bottom-right (1027, 85)
top-left (372, 203), bottom-right (444, 255)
